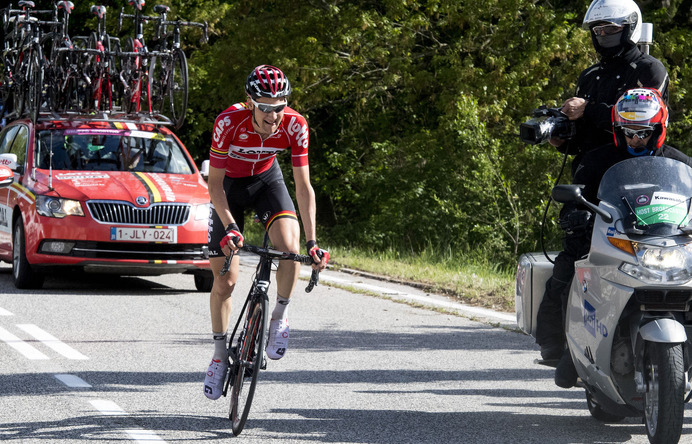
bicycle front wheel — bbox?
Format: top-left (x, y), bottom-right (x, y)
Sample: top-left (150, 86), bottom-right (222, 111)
top-left (229, 293), bottom-right (267, 436)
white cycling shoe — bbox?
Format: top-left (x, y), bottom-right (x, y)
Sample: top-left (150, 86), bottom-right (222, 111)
top-left (203, 358), bottom-right (228, 400)
top-left (267, 318), bottom-right (289, 360)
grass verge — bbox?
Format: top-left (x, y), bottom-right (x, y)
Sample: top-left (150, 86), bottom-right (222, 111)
top-left (327, 245), bottom-right (516, 313)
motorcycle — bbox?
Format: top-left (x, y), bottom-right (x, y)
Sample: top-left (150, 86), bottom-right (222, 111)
top-left (516, 156), bottom-right (692, 444)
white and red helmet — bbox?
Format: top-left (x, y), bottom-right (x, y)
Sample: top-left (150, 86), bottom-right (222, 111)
top-left (611, 88), bottom-right (668, 150)
top-left (245, 65), bottom-right (292, 99)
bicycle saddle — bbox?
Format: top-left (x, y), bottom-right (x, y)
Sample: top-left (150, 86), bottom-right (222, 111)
top-left (154, 5), bottom-right (170, 14)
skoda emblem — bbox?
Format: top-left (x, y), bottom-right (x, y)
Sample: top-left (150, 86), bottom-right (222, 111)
top-left (136, 196), bottom-right (148, 206)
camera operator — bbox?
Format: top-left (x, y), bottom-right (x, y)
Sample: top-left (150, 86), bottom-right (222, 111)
top-left (535, 0), bottom-right (669, 370)
top-left (551, 88), bottom-right (692, 388)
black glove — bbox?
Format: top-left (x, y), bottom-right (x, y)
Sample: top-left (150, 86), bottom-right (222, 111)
top-left (559, 210), bottom-right (592, 234)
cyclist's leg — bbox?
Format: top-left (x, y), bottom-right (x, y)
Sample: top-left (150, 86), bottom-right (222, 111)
top-left (253, 165), bottom-right (300, 360)
top-left (268, 217), bottom-right (301, 298)
top-left (204, 181), bottom-right (245, 400)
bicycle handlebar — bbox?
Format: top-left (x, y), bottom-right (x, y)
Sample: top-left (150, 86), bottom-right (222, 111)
top-left (118, 10), bottom-right (208, 43)
top-left (219, 241), bottom-right (323, 293)
top-left (159, 19), bottom-right (209, 43)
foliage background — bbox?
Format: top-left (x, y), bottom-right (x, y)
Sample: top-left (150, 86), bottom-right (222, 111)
top-left (67, 0), bottom-right (692, 269)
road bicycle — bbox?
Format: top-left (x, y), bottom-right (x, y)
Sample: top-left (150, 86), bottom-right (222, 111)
top-left (117, 0), bottom-right (152, 114)
top-left (1, 1), bottom-right (52, 123)
top-left (219, 231), bottom-right (321, 436)
top-left (146, 5), bottom-right (207, 129)
top-left (83, 4), bottom-right (120, 111)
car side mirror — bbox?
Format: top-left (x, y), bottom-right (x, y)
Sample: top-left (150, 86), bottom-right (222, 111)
top-left (199, 159), bottom-right (209, 180)
top-left (0, 165), bottom-right (14, 187)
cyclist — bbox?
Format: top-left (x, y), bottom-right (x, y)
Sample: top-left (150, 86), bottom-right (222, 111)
top-left (203, 65), bottom-right (329, 400)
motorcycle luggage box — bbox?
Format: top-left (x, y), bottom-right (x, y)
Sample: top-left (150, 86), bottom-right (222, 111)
top-left (515, 252), bottom-right (557, 337)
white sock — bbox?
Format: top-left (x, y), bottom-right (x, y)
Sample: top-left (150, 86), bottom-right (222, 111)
top-left (271, 295), bottom-right (290, 320)
top-left (212, 332), bottom-right (227, 360)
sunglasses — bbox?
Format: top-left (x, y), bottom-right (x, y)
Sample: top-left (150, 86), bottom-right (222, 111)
top-left (591, 24), bottom-right (624, 36)
top-left (621, 127), bottom-right (654, 139)
top-left (250, 98), bottom-right (287, 114)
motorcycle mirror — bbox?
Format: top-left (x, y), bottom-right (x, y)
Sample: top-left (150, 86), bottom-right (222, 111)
top-left (551, 184), bottom-right (614, 223)
top-left (551, 184), bottom-right (583, 203)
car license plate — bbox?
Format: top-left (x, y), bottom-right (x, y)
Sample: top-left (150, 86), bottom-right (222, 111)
top-left (110, 227), bottom-right (177, 243)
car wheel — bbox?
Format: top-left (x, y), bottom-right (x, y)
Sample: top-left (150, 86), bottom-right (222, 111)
top-left (13, 218), bottom-right (44, 289)
top-left (194, 271), bottom-right (213, 292)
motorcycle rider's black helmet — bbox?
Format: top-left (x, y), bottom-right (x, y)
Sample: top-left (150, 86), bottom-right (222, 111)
top-left (612, 88), bottom-right (668, 151)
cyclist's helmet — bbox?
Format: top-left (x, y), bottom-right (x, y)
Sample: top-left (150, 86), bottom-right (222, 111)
top-left (245, 65), bottom-right (291, 100)
top-left (583, 0), bottom-right (641, 54)
top-left (612, 88), bottom-right (667, 151)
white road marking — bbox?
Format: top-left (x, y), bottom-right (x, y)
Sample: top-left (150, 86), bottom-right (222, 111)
top-left (90, 399), bottom-right (126, 416)
top-left (0, 325), bottom-right (49, 360)
top-left (54, 374), bottom-right (92, 388)
top-left (16, 324), bottom-right (89, 360)
top-left (0, 307), bottom-right (14, 316)
top-left (91, 400), bottom-right (167, 443)
top-left (126, 430), bottom-right (167, 443)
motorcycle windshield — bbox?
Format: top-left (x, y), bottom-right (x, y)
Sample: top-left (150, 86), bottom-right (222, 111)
top-left (597, 156), bottom-right (692, 236)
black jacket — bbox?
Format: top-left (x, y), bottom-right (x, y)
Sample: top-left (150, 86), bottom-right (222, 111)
top-left (559, 45), bottom-right (669, 161)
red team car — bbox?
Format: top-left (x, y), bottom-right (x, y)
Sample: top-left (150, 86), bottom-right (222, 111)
top-left (0, 115), bottom-right (212, 290)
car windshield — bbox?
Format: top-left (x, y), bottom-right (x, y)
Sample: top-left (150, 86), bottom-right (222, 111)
top-left (36, 128), bottom-right (194, 174)
top-left (597, 156), bottom-right (692, 236)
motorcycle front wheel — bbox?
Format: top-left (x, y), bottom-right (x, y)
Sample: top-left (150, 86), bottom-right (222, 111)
top-left (643, 341), bottom-right (684, 444)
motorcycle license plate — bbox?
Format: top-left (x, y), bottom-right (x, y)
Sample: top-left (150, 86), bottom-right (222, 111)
top-left (110, 227), bottom-right (177, 243)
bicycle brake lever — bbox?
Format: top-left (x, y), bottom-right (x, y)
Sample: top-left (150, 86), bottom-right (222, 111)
top-left (219, 251), bottom-right (234, 276)
top-left (219, 235), bottom-right (241, 276)
top-left (305, 269), bottom-right (319, 293)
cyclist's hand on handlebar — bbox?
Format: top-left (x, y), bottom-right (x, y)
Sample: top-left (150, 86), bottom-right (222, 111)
top-left (306, 240), bottom-right (329, 271)
top-left (220, 223), bottom-right (243, 256)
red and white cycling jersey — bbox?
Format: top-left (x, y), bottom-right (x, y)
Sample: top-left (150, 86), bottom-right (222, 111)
top-left (209, 102), bottom-right (309, 177)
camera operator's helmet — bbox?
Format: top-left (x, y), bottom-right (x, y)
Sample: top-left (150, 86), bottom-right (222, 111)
top-left (612, 88), bottom-right (667, 150)
top-left (582, 0), bottom-right (642, 51)
top-left (245, 65), bottom-right (291, 99)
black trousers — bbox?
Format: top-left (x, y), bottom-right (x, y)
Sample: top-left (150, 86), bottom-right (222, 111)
top-left (535, 210), bottom-right (590, 348)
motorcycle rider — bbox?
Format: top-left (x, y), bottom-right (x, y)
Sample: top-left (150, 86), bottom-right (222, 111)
top-left (535, 0), bottom-right (669, 365)
top-left (554, 87), bottom-right (692, 388)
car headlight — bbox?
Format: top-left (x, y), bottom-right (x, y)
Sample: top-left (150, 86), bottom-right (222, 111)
top-left (620, 242), bottom-right (692, 284)
top-left (195, 203), bottom-right (211, 220)
top-left (36, 195), bottom-right (84, 218)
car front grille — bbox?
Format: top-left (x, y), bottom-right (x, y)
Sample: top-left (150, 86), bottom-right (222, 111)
top-left (87, 201), bottom-right (191, 225)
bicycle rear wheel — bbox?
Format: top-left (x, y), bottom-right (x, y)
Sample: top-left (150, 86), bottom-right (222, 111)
top-left (168, 48), bottom-right (188, 129)
top-left (15, 44), bottom-right (42, 123)
top-left (148, 53), bottom-right (167, 116)
top-left (229, 293), bottom-right (267, 436)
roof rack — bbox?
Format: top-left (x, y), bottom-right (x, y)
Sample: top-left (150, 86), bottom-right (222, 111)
top-left (36, 111), bottom-right (174, 126)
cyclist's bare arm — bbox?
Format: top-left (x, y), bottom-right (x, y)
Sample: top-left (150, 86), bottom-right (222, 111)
top-left (292, 164), bottom-right (327, 271)
top-left (208, 165), bottom-right (242, 255)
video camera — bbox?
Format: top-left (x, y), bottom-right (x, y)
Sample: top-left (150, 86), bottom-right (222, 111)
top-left (519, 106), bottom-right (576, 145)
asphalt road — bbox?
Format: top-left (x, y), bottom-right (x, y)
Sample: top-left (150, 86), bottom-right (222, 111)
top-left (0, 257), bottom-right (689, 443)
